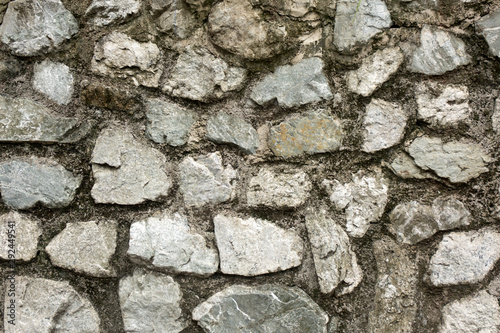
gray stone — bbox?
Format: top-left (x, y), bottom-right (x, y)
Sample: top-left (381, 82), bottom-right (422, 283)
top-left (250, 57), bottom-right (333, 108)
top-left (305, 209), bottom-right (362, 295)
top-left (432, 197), bottom-right (471, 231)
top-left (0, 159), bottom-right (81, 210)
top-left (46, 220), bottom-right (117, 277)
top-left (493, 97), bottom-right (500, 133)
top-left (0, 211), bottom-right (41, 261)
top-left (145, 99), bottom-right (197, 146)
top-left (268, 110), bottom-right (342, 157)
top-left (128, 212), bottom-right (219, 276)
top-left (346, 47), bottom-right (405, 97)
top-left (85, 0), bottom-right (141, 27)
top-left (33, 60), bottom-right (74, 105)
top-left (163, 46), bottom-right (247, 102)
top-left (477, 8), bottom-right (500, 58)
top-left (214, 214), bottom-right (303, 276)
top-left (179, 152), bottom-right (237, 207)
top-left (0, 0), bottom-right (78, 56)
top-left (91, 128), bottom-right (172, 205)
top-left (119, 269), bottom-right (187, 333)
top-left (206, 112), bottom-right (259, 154)
top-left (488, 274), bottom-right (500, 298)
top-left (408, 136), bottom-right (492, 183)
top-left (253, 0), bottom-right (335, 17)
top-left (192, 284), bottom-right (329, 333)
top-left (155, 1), bottom-right (196, 39)
top-left (91, 32), bottom-right (163, 88)
top-left (408, 25), bottom-right (471, 75)
top-left (429, 228), bottom-right (500, 286)
top-left (4, 277), bottom-right (100, 333)
top-left (386, 152), bottom-right (436, 180)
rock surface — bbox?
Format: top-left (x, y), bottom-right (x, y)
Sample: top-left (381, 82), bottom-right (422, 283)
top-left (153, 0), bottom-right (196, 39)
top-left (477, 8), bottom-right (500, 58)
top-left (387, 152), bottom-right (436, 180)
top-left (254, 0), bottom-right (335, 17)
top-left (493, 96), bottom-right (500, 133)
top-left (85, 0), bottom-right (141, 27)
top-left (33, 60), bottom-right (74, 105)
top-left (206, 112), bottom-right (259, 154)
top-left (81, 83), bottom-right (142, 113)
top-left (0, 211), bottom-right (41, 261)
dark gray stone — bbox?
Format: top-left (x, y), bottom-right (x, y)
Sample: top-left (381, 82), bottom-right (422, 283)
top-left (206, 112), bottom-right (259, 154)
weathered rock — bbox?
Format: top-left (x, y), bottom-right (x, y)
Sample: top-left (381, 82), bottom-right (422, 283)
top-left (268, 110), bottom-right (343, 157)
top-left (254, 0), bottom-right (335, 17)
top-left (408, 136), bottom-right (492, 183)
top-left (408, 25), bottom-right (471, 75)
top-left (33, 60), bottom-right (74, 105)
top-left (81, 83), bottom-right (142, 113)
top-left (250, 57), bottom-right (333, 108)
top-left (145, 99), bottom-right (197, 146)
top-left (428, 228), bottom-right (500, 286)
top-left (0, 159), bottom-right (81, 210)
top-left (492, 96), bottom-right (500, 133)
top-left (91, 32), bottom-right (163, 88)
top-left (386, 0), bottom-right (469, 27)
top-left (128, 212), bottom-right (219, 276)
top-left (85, 0), bottom-right (141, 27)
top-left (179, 152), bottom-right (237, 207)
top-left (0, 0), bottom-right (78, 56)
top-left (192, 284), bottom-right (329, 332)
top-left (206, 112), bottom-right (259, 154)
top-left (477, 8), bottom-right (500, 58)
top-left (346, 47), bottom-right (404, 97)
top-left (0, 211), bottom-right (41, 261)
top-left (119, 269), bottom-right (187, 333)
top-left (488, 274), bottom-right (500, 298)
top-left (163, 46), bottom-right (247, 102)
top-left (91, 128), bottom-right (172, 205)
top-left (3, 277), bottom-right (100, 333)
top-left (386, 152), bottom-right (436, 180)
top-left (214, 214), bottom-right (303, 276)
top-left (432, 197), bottom-right (471, 231)
top-left (154, 0), bottom-right (196, 39)
top-left (46, 220), bottom-right (117, 277)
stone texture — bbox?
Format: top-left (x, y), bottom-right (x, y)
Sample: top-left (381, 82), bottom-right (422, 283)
top-left (477, 8), bottom-right (500, 58)
top-left (387, 152), bottom-right (436, 180)
top-left (488, 274), bottom-right (500, 298)
top-left (268, 110), bottom-right (343, 157)
top-left (493, 96), bottom-right (500, 133)
top-left (91, 128), bottom-right (172, 205)
top-left (192, 284), bottom-right (329, 332)
top-left (0, 58), bottom-right (21, 81)
top-left (214, 214), bottom-right (303, 276)
top-left (3, 276), bottom-right (100, 333)
top-left (153, 0), bottom-right (196, 39)
top-left (128, 212), bottom-right (219, 276)
top-left (32, 60), bottom-right (73, 105)
top-left (46, 220), bottom-right (117, 277)
top-left (206, 112), bottom-right (259, 154)
top-left (255, 0), bottom-right (335, 17)
top-left (432, 197), bottom-right (471, 231)
top-left (81, 83), bottom-right (142, 113)
top-left (119, 269), bottom-right (187, 333)
top-left (0, 211), bottom-right (41, 261)
top-left (429, 228), bottom-right (500, 286)
top-left (85, 0), bottom-right (141, 27)
top-left (346, 47), bottom-right (405, 97)
top-left (250, 57), bottom-right (333, 108)
top-left (0, 0), bottom-right (78, 56)
top-left (0, 159), bottom-right (81, 210)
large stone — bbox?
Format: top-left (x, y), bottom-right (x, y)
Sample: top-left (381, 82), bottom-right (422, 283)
top-left (408, 136), bottom-right (492, 183)
top-left (476, 8), bottom-right (500, 58)
top-left (3, 277), bottom-right (100, 333)
top-left (32, 60), bottom-right (74, 105)
top-left (386, 152), bottom-right (436, 180)
top-left (81, 83), bottom-right (142, 113)
top-left (214, 214), bottom-right (303, 276)
top-left (408, 25), bottom-right (471, 75)
top-left (91, 128), bottom-right (172, 205)
top-left (428, 228), bottom-right (500, 286)
top-left (85, 0), bottom-right (141, 27)
top-left (493, 96), bottom-right (500, 133)
top-left (206, 112), bottom-right (259, 154)
top-left (268, 110), bottom-right (343, 157)
top-left (0, 211), bottom-right (41, 261)
top-left (192, 285), bottom-right (329, 332)
top-left (128, 212), bottom-right (219, 276)
top-left (119, 269), bottom-right (187, 333)
top-left (0, 0), bottom-right (78, 56)
top-left (0, 159), bottom-right (81, 210)
top-left (250, 57), bottom-right (333, 108)
top-left (46, 220), bottom-right (117, 277)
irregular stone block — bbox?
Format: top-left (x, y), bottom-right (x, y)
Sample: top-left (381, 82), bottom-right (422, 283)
top-left (154, 0), bottom-right (196, 39)
top-left (432, 197), bottom-right (471, 231)
top-left (81, 83), bottom-right (142, 113)
top-left (206, 112), bottom-right (259, 154)
top-left (32, 60), bottom-right (73, 105)
top-left (254, 0), bottom-right (335, 17)
top-left (493, 96), bottom-right (500, 133)
top-left (0, 211), bottom-right (41, 261)
top-left (476, 8), bottom-right (500, 58)
top-left (85, 0), bottom-right (141, 27)
top-left (386, 152), bottom-right (436, 180)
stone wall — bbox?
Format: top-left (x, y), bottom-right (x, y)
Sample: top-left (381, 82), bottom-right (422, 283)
top-left (0, 0), bottom-right (499, 332)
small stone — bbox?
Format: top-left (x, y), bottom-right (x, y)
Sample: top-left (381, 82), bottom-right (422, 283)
top-left (0, 159), bottom-right (81, 210)
top-left (432, 197), bottom-right (471, 231)
top-left (250, 57), bottom-right (333, 108)
top-left (91, 128), bottom-right (172, 205)
top-left (492, 96), bottom-right (500, 133)
top-left (128, 212), bottom-right (219, 276)
top-left (193, 285), bottom-right (329, 333)
top-left (268, 110), bottom-right (342, 157)
top-left (0, 58), bottom-right (21, 81)
top-left (46, 220), bottom-right (117, 277)
top-left (387, 152), bottom-right (436, 180)
top-left (476, 8), bottom-right (500, 58)
top-left (81, 83), bottom-right (142, 113)
top-left (206, 112), bottom-right (259, 154)
top-left (346, 47), bottom-right (404, 97)
top-left (214, 214), bottom-right (303, 276)
top-left (429, 228), bottom-right (500, 286)
top-left (119, 269), bottom-right (187, 333)
top-left (0, 211), bottom-right (41, 261)
top-left (85, 0), bottom-right (141, 27)
top-left (408, 25), bottom-right (471, 75)
top-left (33, 60), bottom-right (74, 105)
top-left (155, 1), bottom-right (196, 39)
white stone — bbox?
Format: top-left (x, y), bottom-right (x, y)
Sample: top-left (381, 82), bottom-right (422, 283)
top-left (492, 96), bottom-right (500, 133)
top-left (33, 60), bottom-right (74, 105)
top-left (85, 0), bottom-right (141, 27)
top-left (0, 211), bottom-right (41, 261)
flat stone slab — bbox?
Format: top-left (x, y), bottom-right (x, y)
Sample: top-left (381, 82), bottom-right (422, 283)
top-left (0, 211), bottom-right (41, 261)
top-left (85, 0), bottom-right (141, 27)
top-left (206, 112), bottom-right (259, 154)
top-left (476, 8), bottom-right (500, 58)
top-left (33, 60), bottom-right (74, 105)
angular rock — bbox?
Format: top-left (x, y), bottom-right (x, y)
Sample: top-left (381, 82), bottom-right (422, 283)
top-left (206, 112), bottom-right (259, 154)
top-left (85, 0), bottom-right (141, 27)
top-left (254, 0), bottom-right (335, 17)
top-left (493, 96), bottom-right (500, 133)
top-left (269, 110), bottom-right (342, 157)
top-left (91, 128), bottom-right (172, 205)
top-left (91, 32), bottom-right (163, 88)
top-left (0, 159), bottom-right (81, 210)
top-left (128, 212), bottom-right (219, 276)
top-left (386, 152), bottom-right (436, 180)
top-left (163, 46), bottom-right (247, 102)
top-left (193, 285), bottom-right (329, 332)
top-left (154, 0), bottom-right (196, 39)
top-left (429, 228), bottom-right (500, 286)
top-left (46, 220), bottom-right (117, 277)
top-left (250, 57), bottom-right (333, 108)
top-left (408, 25), bottom-right (471, 75)
top-left (0, 0), bottom-right (78, 56)
top-left (346, 47), bottom-right (404, 97)
top-left (0, 211), bottom-right (41, 261)
top-left (81, 83), bottom-right (142, 113)
top-left (4, 277), bottom-right (100, 333)
top-left (432, 197), bottom-right (471, 231)
top-left (119, 269), bottom-right (187, 333)
top-left (476, 8), bottom-right (500, 58)
top-left (33, 60), bottom-right (74, 105)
